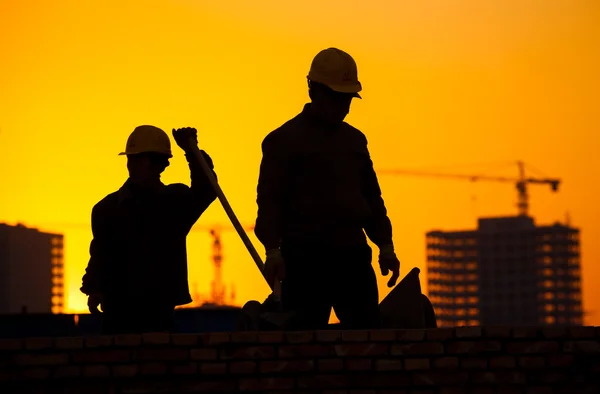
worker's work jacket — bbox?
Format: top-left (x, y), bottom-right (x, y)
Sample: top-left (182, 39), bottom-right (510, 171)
top-left (80, 151), bottom-right (217, 307)
top-left (255, 103), bottom-right (393, 250)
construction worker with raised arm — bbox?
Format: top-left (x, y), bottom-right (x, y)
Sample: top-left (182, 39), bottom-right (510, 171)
top-left (80, 125), bottom-right (217, 334)
top-left (254, 48), bottom-right (400, 330)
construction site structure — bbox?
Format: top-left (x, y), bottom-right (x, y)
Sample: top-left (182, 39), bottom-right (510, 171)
top-left (426, 216), bottom-right (582, 327)
top-left (378, 161), bottom-right (560, 217)
top-left (0, 223), bottom-right (64, 314)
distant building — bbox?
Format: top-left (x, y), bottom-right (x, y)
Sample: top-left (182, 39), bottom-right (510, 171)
top-left (426, 216), bottom-right (583, 327)
top-left (0, 223), bottom-right (64, 314)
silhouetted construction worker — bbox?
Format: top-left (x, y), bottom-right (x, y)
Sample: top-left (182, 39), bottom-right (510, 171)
top-left (80, 125), bottom-right (217, 334)
top-left (255, 48), bottom-right (400, 330)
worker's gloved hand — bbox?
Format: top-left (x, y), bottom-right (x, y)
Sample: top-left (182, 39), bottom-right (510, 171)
top-left (379, 244), bottom-right (400, 288)
top-left (87, 293), bottom-right (104, 315)
top-left (172, 127), bottom-right (199, 152)
top-left (264, 248), bottom-right (286, 288)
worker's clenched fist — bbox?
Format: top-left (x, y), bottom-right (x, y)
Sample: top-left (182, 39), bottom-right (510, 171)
top-left (379, 245), bottom-right (400, 288)
top-left (264, 248), bottom-right (286, 288)
top-left (172, 127), bottom-right (199, 153)
top-left (88, 293), bottom-right (104, 315)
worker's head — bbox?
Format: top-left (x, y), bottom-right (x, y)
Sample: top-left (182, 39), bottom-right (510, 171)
top-left (119, 125), bottom-right (172, 185)
top-left (307, 48), bottom-right (362, 125)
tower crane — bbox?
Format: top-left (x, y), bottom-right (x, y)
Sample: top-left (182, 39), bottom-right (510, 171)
top-left (378, 161), bottom-right (560, 217)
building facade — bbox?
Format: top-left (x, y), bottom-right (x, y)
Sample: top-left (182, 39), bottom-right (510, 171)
top-left (0, 223), bottom-right (64, 314)
top-left (426, 216), bottom-right (582, 327)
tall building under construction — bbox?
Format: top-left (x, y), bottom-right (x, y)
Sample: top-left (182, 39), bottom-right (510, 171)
top-left (426, 216), bottom-right (582, 327)
top-left (0, 223), bottom-right (64, 314)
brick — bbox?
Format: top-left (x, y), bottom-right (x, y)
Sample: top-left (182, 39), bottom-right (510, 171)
top-left (483, 326), bottom-right (512, 338)
top-left (114, 334), bottom-right (141, 347)
top-left (496, 389), bottom-right (524, 394)
top-left (0, 338), bottom-right (22, 350)
top-left (342, 331), bottom-right (369, 342)
top-left (279, 344), bottom-right (334, 358)
top-left (221, 345), bottom-right (275, 359)
top-left (461, 358), bottom-right (487, 369)
top-left (349, 391), bottom-right (376, 394)
top-left (83, 365), bottom-right (110, 378)
top-left (391, 342), bottom-right (444, 356)
top-left (471, 371), bottom-right (526, 384)
top-left (468, 389), bottom-right (494, 394)
top-left (21, 367), bottom-right (51, 380)
top-left (287, 331), bottom-right (315, 344)
top-left (425, 329), bottom-right (452, 341)
top-left (190, 348), bottom-right (218, 360)
top-left (318, 358), bottom-right (344, 372)
top-left (345, 358), bottom-right (372, 371)
top-left (541, 326), bottom-right (567, 339)
top-left (563, 340), bottom-right (600, 353)
top-left (85, 336), bottom-right (113, 348)
top-left (139, 362), bottom-right (167, 375)
top-left (489, 356), bottom-right (516, 368)
top-left (446, 340), bottom-right (502, 354)
top-left (230, 361), bottom-right (257, 374)
top-left (518, 356), bottom-right (545, 369)
top-left (335, 343), bottom-right (388, 357)
top-left (398, 329), bottom-right (426, 341)
top-left (13, 353), bottom-right (69, 366)
top-left (239, 377), bottom-right (295, 391)
top-left (547, 354), bottom-right (574, 367)
top-left (506, 341), bottom-right (559, 354)
top-left (25, 337), bottom-right (53, 350)
top-left (511, 327), bottom-right (539, 338)
top-left (73, 349), bottom-right (130, 363)
top-left (135, 347), bottom-right (188, 361)
top-left (378, 391), bottom-right (409, 394)
top-left (171, 362), bottom-right (197, 375)
top-left (455, 327), bottom-right (482, 338)
top-left (412, 372), bottom-right (469, 385)
top-left (439, 389), bottom-right (468, 394)
top-left (258, 331), bottom-right (285, 343)
top-left (230, 332), bottom-right (258, 343)
top-left (200, 332), bottom-right (230, 345)
top-left (172, 334), bottom-right (199, 346)
top-left (297, 375), bottom-right (347, 389)
top-left (405, 358), bottom-right (430, 371)
top-left (178, 380), bottom-right (236, 393)
top-left (199, 362), bottom-right (227, 374)
top-left (375, 359), bottom-right (403, 371)
top-left (53, 365), bottom-right (81, 379)
top-left (112, 364), bottom-right (139, 377)
top-left (55, 337), bottom-right (83, 349)
top-left (142, 332), bottom-right (170, 345)
top-left (316, 330), bottom-right (342, 342)
top-left (569, 327), bottom-right (597, 338)
top-left (369, 330), bottom-right (397, 342)
top-left (261, 359), bottom-right (315, 373)
top-left (432, 357), bottom-right (459, 369)
top-left (373, 374), bottom-right (412, 387)
top-left (525, 387), bottom-right (553, 394)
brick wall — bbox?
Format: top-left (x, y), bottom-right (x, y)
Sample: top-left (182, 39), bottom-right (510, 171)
top-left (2, 327), bottom-right (599, 393)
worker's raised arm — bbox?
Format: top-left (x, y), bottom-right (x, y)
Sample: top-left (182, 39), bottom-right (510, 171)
top-left (255, 131), bottom-right (289, 251)
top-left (172, 128), bottom-right (218, 229)
top-left (360, 137), bottom-right (393, 248)
top-left (81, 204), bottom-right (109, 296)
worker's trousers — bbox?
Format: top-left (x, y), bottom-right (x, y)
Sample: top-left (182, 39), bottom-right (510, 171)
top-left (280, 241), bottom-right (381, 330)
top-left (101, 298), bottom-right (175, 335)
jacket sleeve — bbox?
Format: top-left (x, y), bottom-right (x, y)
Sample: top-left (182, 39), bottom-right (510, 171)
top-left (361, 136), bottom-right (393, 248)
top-left (180, 150), bottom-right (218, 229)
top-left (80, 205), bottom-right (109, 295)
top-left (255, 131), bottom-right (289, 251)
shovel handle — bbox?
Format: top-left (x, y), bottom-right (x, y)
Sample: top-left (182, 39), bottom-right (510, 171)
top-left (189, 145), bottom-right (273, 290)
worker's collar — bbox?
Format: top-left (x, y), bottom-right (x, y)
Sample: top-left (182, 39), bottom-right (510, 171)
top-left (118, 178), bottom-right (165, 204)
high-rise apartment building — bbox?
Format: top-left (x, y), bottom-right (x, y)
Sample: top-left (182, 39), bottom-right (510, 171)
top-left (0, 223), bottom-right (64, 314)
top-left (426, 216), bottom-right (582, 327)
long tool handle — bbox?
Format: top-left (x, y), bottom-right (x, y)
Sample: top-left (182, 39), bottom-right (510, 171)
top-left (190, 146), bottom-right (272, 290)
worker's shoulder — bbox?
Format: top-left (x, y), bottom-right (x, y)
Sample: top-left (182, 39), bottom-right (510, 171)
top-left (340, 122), bottom-right (368, 144)
top-left (262, 115), bottom-right (304, 144)
top-left (92, 191), bottom-right (119, 214)
top-left (165, 183), bottom-right (191, 194)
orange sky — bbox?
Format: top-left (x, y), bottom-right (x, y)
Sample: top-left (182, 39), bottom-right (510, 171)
top-left (1, 0), bottom-right (598, 324)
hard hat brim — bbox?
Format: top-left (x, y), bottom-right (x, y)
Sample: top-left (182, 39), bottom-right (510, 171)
top-left (118, 151), bottom-right (173, 158)
top-left (313, 80), bottom-right (362, 99)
